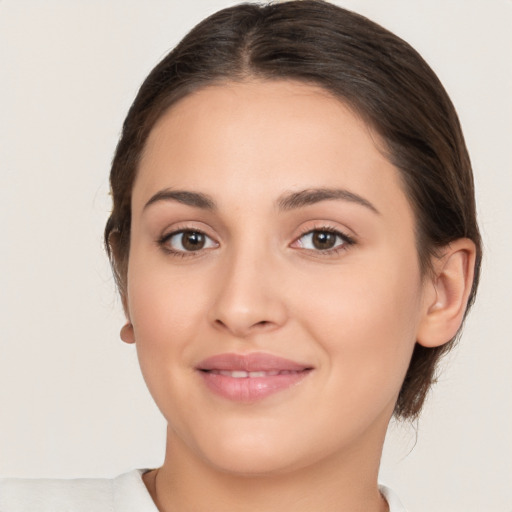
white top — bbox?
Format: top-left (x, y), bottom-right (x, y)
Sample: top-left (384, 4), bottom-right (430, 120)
top-left (0, 469), bottom-right (407, 511)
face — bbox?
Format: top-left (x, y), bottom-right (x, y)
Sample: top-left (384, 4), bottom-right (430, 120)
top-left (125, 80), bottom-right (430, 476)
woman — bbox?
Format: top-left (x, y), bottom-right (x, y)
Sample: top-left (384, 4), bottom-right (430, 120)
top-left (0, 1), bottom-right (481, 510)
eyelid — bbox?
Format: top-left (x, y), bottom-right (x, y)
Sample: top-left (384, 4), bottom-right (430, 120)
top-left (156, 221), bottom-right (355, 257)
top-left (291, 224), bottom-right (356, 253)
top-left (158, 224), bottom-right (220, 256)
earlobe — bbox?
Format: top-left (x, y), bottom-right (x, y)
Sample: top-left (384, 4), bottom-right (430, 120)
top-left (120, 322), bottom-right (136, 344)
top-left (417, 238), bottom-right (476, 348)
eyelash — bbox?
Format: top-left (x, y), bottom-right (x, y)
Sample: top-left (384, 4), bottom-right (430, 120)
top-left (157, 225), bottom-right (356, 257)
top-left (293, 225), bottom-right (356, 255)
top-left (158, 228), bottom-right (217, 258)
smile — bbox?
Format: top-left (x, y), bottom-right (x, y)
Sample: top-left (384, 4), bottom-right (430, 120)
top-left (196, 352), bottom-right (313, 402)
top-left (208, 370), bottom-right (300, 378)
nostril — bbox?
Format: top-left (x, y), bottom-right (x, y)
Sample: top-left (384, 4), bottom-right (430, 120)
top-left (212, 317), bottom-right (274, 336)
top-left (214, 319), bottom-right (227, 328)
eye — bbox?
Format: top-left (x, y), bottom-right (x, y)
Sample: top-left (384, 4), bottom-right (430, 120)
top-left (161, 230), bottom-right (218, 253)
top-left (294, 228), bottom-right (354, 252)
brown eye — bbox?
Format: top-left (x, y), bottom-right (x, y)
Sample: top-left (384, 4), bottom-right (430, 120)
top-left (295, 229), bottom-right (353, 252)
top-left (164, 230), bottom-right (217, 253)
top-left (181, 231), bottom-right (205, 251)
top-left (311, 231), bottom-right (337, 250)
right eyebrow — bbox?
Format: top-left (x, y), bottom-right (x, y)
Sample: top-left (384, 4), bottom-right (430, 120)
top-left (143, 189), bottom-right (216, 211)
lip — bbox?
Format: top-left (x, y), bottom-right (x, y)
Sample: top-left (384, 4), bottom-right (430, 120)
top-left (196, 352), bottom-right (313, 402)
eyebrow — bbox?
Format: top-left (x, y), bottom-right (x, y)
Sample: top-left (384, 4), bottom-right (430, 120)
top-left (144, 189), bottom-right (216, 211)
top-left (143, 186), bottom-right (379, 215)
top-left (277, 188), bottom-right (380, 214)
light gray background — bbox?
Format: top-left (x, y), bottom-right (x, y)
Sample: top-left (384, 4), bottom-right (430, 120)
top-left (1, 1), bottom-right (511, 511)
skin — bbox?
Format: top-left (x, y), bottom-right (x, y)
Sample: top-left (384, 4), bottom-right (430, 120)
top-left (120, 80), bottom-right (475, 512)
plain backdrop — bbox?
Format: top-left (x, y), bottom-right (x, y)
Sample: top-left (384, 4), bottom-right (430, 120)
top-left (1, 1), bottom-right (511, 511)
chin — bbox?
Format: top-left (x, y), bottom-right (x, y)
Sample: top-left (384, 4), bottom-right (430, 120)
top-left (191, 430), bottom-right (306, 476)
top-left (207, 451), bottom-right (302, 477)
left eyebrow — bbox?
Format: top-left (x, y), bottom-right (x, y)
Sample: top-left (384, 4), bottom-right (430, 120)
top-left (277, 188), bottom-right (380, 215)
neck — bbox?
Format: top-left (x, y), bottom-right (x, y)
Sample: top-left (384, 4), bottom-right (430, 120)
top-left (143, 426), bottom-right (389, 512)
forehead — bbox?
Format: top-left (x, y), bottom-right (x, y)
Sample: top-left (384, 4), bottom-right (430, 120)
top-left (134, 79), bottom-right (412, 225)
top-left (143, 80), bottom-right (379, 168)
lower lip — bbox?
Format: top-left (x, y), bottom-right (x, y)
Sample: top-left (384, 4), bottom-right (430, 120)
top-left (198, 370), bottom-right (311, 402)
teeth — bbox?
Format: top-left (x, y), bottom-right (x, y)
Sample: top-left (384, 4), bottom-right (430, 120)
top-left (215, 370), bottom-right (289, 378)
top-left (233, 371), bottom-right (249, 378)
top-left (249, 371), bottom-right (269, 378)
top-left (218, 370), bottom-right (247, 378)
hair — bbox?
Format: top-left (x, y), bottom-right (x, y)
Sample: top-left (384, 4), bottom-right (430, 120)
top-left (105, 0), bottom-right (482, 420)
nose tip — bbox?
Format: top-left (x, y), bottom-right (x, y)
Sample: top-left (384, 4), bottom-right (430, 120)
top-left (209, 258), bottom-right (287, 338)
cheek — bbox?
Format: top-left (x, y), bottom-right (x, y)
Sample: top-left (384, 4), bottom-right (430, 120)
top-left (127, 254), bottom-right (208, 341)
top-left (299, 256), bottom-right (423, 399)
top-left (125, 258), bottom-right (208, 399)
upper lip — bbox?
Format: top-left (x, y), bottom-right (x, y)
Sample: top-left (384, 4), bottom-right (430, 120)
top-left (196, 352), bottom-right (312, 372)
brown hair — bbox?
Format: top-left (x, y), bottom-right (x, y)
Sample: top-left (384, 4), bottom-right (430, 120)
top-left (105, 0), bottom-right (482, 419)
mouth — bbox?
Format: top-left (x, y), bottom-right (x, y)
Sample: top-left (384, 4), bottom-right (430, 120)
top-left (205, 369), bottom-right (304, 378)
top-left (196, 352), bottom-right (313, 402)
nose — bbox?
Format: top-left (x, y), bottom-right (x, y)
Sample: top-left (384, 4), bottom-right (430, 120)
top-left (208, 246), bottom-right (288, 338)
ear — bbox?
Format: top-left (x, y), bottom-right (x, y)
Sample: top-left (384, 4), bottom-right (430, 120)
top-left (120, 321), bottom-right (136, 344)
top-left (119, 293), bottom-right (134, 344)
top-left (108, 230), bottom-right (134, 344)
top-left (417, 238), bottom-right (476, 348)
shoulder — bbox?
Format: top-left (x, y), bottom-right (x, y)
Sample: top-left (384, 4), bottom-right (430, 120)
top-left (379, 483), bottom-right (409, 512)
top-left (0, 469), bottom-right (158, 512)
top-left (0, 475), bottom-right (113, 512)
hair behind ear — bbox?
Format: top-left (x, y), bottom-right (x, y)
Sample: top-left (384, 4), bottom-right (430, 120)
top-left (395, 238), bottom-right (477, 420)
top-left (106, 229), bottom-right (129, 313)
